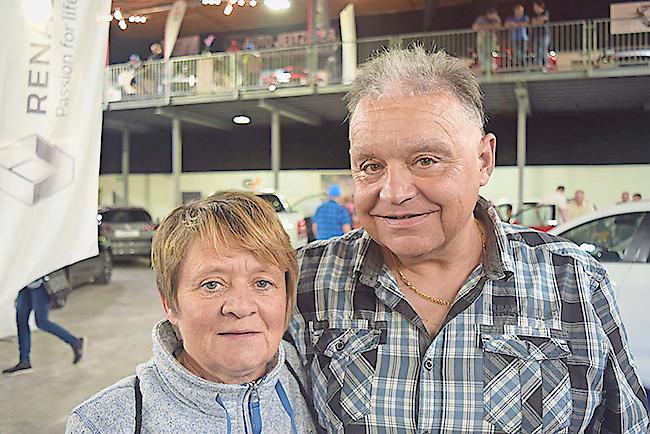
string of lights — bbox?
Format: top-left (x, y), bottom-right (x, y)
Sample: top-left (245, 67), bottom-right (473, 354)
top-left (108, 8), bottom-right (147, 31)
top-left (108, 0), bottom-right (291, 30)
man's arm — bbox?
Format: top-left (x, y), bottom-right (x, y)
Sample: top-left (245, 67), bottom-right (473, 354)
top-left (311, 223), bottom-right (318, 239)
top-left (588, 274), bottom-right (649, 432)
top-left (340, 207), bottom-right (352, 234)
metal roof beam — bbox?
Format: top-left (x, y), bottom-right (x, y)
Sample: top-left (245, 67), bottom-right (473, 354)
top-left (155, 107), bottom-right (233, 130)
top-left (258, 100), bottom-right (322, 126)
top-left (103, 118), bottom-right (152, 134)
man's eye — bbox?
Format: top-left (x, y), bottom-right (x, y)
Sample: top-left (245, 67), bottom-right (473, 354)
top-left (361, 162), bottom-right (382, 174)
top-left (201, 281), bottom-right (222, 291)
top-left (415, 157), bottom-right (436, 167)
top-left (255, 279), bottom-right (274, 290)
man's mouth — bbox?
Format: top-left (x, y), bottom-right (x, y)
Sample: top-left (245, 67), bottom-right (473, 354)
top-left (381, 212), bottom-right (430, 220)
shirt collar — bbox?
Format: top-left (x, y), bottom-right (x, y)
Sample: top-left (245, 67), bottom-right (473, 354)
top-left (353, 196), bottom-right (515, 284)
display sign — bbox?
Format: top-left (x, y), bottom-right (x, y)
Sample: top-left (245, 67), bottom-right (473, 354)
top-left (0, 0), bottom-right (111, 337)
top-left (611, 2), bottom-right (650, 34)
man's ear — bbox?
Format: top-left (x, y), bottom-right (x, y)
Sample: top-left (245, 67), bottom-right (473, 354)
top-left (159, 291), bottom-right (178, 325)
top-left (478, 132), bottom-right (496, 187)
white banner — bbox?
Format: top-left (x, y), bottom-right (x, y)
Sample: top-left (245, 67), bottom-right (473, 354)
top-left (611, 2), bottom-right (650, 34)
top-left (0, 0), bottom-right (111, 337)
top-left (340, 3), bottom-right (357, 85)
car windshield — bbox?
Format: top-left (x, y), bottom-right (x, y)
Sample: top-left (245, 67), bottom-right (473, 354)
top-left (101, 209), bottom-right (152, 223)
top-left (256, 194), bottom-right (286, 213)
top-left (558, 212), bottom-right (646, 262)
top-left (516, 205), bottom-right (555, 227)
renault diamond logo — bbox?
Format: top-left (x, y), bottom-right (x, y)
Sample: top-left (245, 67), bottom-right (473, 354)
top-left (0, 135), bottom-right (74, 205)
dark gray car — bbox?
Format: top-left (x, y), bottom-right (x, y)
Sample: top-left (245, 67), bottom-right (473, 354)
top-left (98, 207), bottom-right (156, 259)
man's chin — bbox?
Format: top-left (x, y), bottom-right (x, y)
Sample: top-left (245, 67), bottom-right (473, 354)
top-left (378, 236), bottom-right (443, 259)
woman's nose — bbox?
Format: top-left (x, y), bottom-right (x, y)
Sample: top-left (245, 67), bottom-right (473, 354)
top-left (220, 288), bottom-right (258, 318)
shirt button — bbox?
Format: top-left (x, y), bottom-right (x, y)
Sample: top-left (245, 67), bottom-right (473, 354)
top-left (335, 341), bottom-right (345, 350)
top-left (423, 359), bottom-right (434, 371)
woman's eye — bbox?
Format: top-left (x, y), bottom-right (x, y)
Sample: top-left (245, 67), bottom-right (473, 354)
top-left (254, 279), bottom-right (273, 290)
top-left (201, 281), bottom-right (222, 291)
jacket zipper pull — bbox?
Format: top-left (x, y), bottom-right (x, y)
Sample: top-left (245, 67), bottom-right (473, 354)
top-left (248, 381), bottom-right (262, 434)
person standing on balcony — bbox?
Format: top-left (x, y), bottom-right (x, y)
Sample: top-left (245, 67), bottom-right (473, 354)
top-left (311, 185), bottom-right (352, 240)
top-left (505, 3), bottom-right (530, 68)
top-left (472, 7), bottom-right (502, 74)
top-left (147, 42), bottom-right (163, 61)
top-left (531, 1), bottom-right (550, 70)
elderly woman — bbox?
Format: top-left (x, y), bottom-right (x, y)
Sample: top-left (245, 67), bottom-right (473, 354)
top-left (66, 191), bottom-right (316, 433)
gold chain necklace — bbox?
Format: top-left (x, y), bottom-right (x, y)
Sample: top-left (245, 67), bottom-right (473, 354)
top-left (390, 219), bottom-right (487, 306)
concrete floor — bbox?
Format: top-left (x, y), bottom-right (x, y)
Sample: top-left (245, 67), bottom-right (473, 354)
top-left (0, 260), bottom-right (163, 434)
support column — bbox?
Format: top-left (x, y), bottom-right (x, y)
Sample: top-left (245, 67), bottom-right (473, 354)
top-left (514, 82), bottom-right (530, 214)
top-left (271, 111), bottom-right (281, 191)
top-left (121, 129), bottom-right (130, 206)
top-left (172, 118), bottom-right (182, 206)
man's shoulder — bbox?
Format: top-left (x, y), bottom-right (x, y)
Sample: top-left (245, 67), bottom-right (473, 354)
top-left (300, 228), bottom-right (365, 255)
top-left (298, 230), bottom-right (366, 282)
top-left (500, 223), bottom-right (606, 277)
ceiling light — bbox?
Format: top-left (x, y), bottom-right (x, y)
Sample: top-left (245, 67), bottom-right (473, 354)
top-left (249, 0), bottom-right (257, 6)
top-left (238, 0), bottom-right (246, 6)
top-left (232, 115), bottom-right (251, 125)
top-left (224, 4), bottom-right (234, 14)
top-left (113, 8), bottom-right (123, 20)
top-left (118, 19), bottom-right (127, 30)
top-left (264, 0), bottom-right (290, 10)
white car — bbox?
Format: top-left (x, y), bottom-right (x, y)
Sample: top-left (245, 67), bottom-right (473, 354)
top-left (255, 191), bottom-right (308, 249)
top-left (549, 202), bottom-right (650, 387)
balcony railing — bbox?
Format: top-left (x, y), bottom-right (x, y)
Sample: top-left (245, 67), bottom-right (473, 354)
top-left (104, 18), bottom-right (650, 105)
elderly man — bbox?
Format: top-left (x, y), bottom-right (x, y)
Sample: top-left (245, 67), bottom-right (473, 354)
top-left (287, 47), bottom-right (649, 433)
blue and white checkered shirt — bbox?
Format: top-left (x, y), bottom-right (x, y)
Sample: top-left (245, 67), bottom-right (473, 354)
top-left (288, 198), bottom-right (649, 433)
top-left (312, 200), bottom-right (352, 240)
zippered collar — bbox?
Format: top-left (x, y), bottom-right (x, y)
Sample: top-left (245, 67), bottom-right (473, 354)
top-left (144, 320), bottom-right (286, 415)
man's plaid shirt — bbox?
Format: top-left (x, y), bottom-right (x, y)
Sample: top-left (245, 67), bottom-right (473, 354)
top-left (287, 198), bottom-right (649, 433)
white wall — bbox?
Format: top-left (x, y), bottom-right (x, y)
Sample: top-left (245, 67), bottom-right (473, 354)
top-left (99, 164), bottom-right (650, 220)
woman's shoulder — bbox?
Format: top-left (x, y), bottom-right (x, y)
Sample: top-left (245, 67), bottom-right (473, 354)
top-left (66, 375), bottom-right (137, 433)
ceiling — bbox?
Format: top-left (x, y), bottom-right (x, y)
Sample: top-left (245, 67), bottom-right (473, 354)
top-left (109, 0), bottom-right (469, 39)
top-left (103, 74), bottom-right (650, 134)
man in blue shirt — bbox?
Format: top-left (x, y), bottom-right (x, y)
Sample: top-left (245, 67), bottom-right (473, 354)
top-left (311, 185), bottom-right (352, 240)
top-left (505, 3), bottom-right (530, 68)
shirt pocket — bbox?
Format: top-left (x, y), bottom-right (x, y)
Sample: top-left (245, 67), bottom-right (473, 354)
top-left (310, 325), bottom-right (381, 424)
top-left (480, 334), bottom-right (573, 434)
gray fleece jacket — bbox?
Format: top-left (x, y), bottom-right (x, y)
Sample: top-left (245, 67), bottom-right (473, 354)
top-left (66, 320), bottom-right (316, 433)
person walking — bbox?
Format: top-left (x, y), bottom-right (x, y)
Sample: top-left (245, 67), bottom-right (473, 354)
top-left (311, 185), bottom-right (352, 240)
top-left (2, 277), bottom-right (85, 376)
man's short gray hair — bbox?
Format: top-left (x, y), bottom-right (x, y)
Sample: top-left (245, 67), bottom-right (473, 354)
top-left (345, 46), bottom-right (485, 131)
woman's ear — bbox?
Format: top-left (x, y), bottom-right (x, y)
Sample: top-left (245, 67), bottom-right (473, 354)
top-left (160, 292), bottom-right (178, 325)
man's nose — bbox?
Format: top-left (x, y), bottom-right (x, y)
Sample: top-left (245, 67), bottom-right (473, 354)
top-left (378, 164), bottom-right (417, 205)
top-left (221, 287), bottom-right (258, 319)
